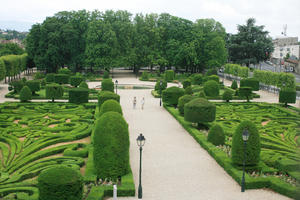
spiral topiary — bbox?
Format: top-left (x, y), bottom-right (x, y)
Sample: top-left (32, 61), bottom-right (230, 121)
top-left (203, 80), bottom-right (219, 97)
top-left (207, 124), bottom-right (225, 146)
top-left (178, 95), bottom-right (197, 115)
top-left (99, 99), bottom-right (123, 117)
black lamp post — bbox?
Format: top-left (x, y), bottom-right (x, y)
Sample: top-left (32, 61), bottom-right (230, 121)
top-left (115, 80), bottom-right (118, 94)
top-left (137, 133), bottom-right (146, 199)
top-left (241, 129), bottom-right (250, 192)
top-left (159, 80), bottom-right (162, 106)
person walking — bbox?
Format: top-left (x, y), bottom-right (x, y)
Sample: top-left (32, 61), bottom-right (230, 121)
top-left (133, 96), bottom-right (137, 109)
top-left (141, 97), bottom-right (145, 110)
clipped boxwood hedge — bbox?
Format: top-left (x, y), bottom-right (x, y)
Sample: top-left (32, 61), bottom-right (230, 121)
top-left (238, 87), bottom-right (252, 102)
top-left (70, 76), bottom-right (84, 87)
top-left (165, 70), bottom-right (174, 82)
top-left (20, 86), bottom-right (32, 102)
top-left (98, 91), bottom-right (120, 109)
top-left (79, 81), bottom-right (89, 89)
top-left (192, 74), bottom-right (203, 85)
top-left (162, 86), bottom-right (184, 107)
top-left (222, 89), bottom-right (233, 102)
top-left (25, 80), bottom-right (40, 94)
top-left (99, 99), bottom-right (123, 117)
top-left (182, 79), bottom-right (192, 89)
top-left (207, 75), bottom-right (219, 83)
top-left (46, 84), bottom-right (64, 102)
top-left (207, 124), bottom-right (225, 146)
top-left (46, 73), bottom-right (55, 82)
top-left (69, 88), bottom-right (89, 103)
top-left (154, 79), bottom-right (167, 94)
top-left (178, 95), bottom-right (197, 115)
top-left (101, 79), bottom-right (114, 92)
top-left (54, 74), bottom-right (70, 84)
top-left (279, 88), bottom-right (296, 106)
top-left (203, 80), bottom-right (219, 97)
top-left (240, 78), bottom-right (259, 91)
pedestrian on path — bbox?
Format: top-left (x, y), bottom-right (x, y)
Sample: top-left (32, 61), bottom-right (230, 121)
top-left (133, 96), bottom-right (137, 109)
top-left (141, 97), bottom-right (145, 110)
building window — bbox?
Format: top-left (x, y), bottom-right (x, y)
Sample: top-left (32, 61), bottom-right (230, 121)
top-left (280, 53), bottom-right (283, 57)
top-left (287, 48), bottom-right (290, 51)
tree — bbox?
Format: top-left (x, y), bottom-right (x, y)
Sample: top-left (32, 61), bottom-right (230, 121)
top-left (228, 18), bottom-right (274, 66)
top-left (0, 43), bottom-right (24, 56)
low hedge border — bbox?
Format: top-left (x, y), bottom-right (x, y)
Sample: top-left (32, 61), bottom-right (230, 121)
top-left (151, 90), bottom-right (161, 98)
top-left (164, 105), bottom-right (300, 199)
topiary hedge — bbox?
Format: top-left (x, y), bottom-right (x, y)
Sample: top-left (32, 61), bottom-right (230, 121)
top-left (231, 80), bottom-right (238, 90)
top-left (222, 89), bottom-right (233, 102)
top-left (231, 120), bottom-right (260, 166)
top-left (178, 95), bottom-right (196, 115)
top-left (203, 80), bottom-right (219, 97)
top-left (98, 91), bottom-right (120, 109)
top-left (207, 124), bottom-right (225, 146)
top-left (184, 86), bottom-right (193, 95)
top-left (240, 78), bottom-right (259, 91)
top-left (54, 74), bottom-right (70, 84)
top-left (58, 68), bottom-right (72, 75)
top-left (46, 84), bottom-right (64, 102)
top-left (10, 80), bottom-right (25, 93)
top-left (103, 71), bottom-right (109, 79)
top-left (79, 81), bottom-right (89, 89)
top-left (99, 99), bottom-right (123, 117)
top-left (70, 76), bottom-right (84, 87)
top-left (46, 73), bottom-right (55, 82)
top-left (25, 80), bottom-right (40, 94)
top-left (207, 75), bottom-right (219, 83)
top-left (182, 79), bottom-right (192, 89)
top-left (38, 166), bottom-right (83, 200)
top-left (69, 88), bottom-right (89, 103)
top-left (238, 87), bottom-right (252, 102)
top-left (19, 86), bottom-right (32, 102)
top-left (93, 112), bottom-right (129, 179)
top-left (279, 88), bottom-right (296, 106)
top-left (154, 79), bottom-right (167, 94)
top-left (192, 74), bottom-right (203, 85)
top-left (165, 70), bottom-right (174, 82)
top-left (162, 86), bottom-right (184, 107)
top-left (101, 79), bottom-right (114, 92)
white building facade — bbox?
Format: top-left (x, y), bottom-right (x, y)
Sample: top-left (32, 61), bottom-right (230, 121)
top-left (271, 37), bottom-right (299, 63)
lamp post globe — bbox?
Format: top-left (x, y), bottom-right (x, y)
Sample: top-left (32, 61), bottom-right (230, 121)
top-left (159, 80), bottom-right (163, 106)
top-left (137, 133), bottom-right (146, 199)
top-left (115, 80), bottom-right (118, 94)
top-left (241, 129), bottom-right (249, 192)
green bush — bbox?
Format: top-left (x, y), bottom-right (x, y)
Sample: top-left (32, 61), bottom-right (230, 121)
top-left (93, 112), bottom-right (129, 179)
top-left (54, 74), bottom-right (70, 84)
top-left (231, 120), bottom-right (261, 166)
top-left (46, 84), bottom-right (64, 102)
top-left (10, 80), bottom-right (25, 93)
top-left (165, 70), bottom-right (175, 82)
top-left (231, 80), bottom-right (238, 89)
top-left (38, 166), bottom-right (83, 200)
top-left (240, 78), bottom-right (259, 91)
top-left (41, 79), bottom-right (47, 87)
top-left (207, 75), bottom-right (219, 83)
top-left (98, 91), bottom-right (120, 109)
top-left (0, 58), bottom-right (6, 81)
top-left (182, 79), bottom-right (192, 89)
top-left (238, 87), bottom-right (252, 102)
top-left (19, 86), bottom-right (32, 102)
top-left (207, 124), bottom-right (225, 146)
top-left (279, 88), bottom-right (296, 106)
top-left (25, 80), bottom-right (40, 94)
top-left (184, 98), bottom-right (216, 126)
top-left (192, 74), bottom-right (203, 85)
top-left (205, 68), bottom-right (217, 76)
top-left (99, 99), bottom-right (123, 117)
top-left (178, 95), bottom-right (196, 115)
top-left (222, 90), bottom-right (233, 102)
top-left (162, 86), bottom-right (184, 107)
top-left (79, 81), bottom-right (89, 89)
top-left (185, 86), bottom-right (193, 95)
top-left (58, 68), bottom-right (72, 75)
top-left (103, 71), bottom-right (109, 79)
top-left (69, 88), bottom-right (89, 103)
top-left (141, 71), bottom-right (149, 80)
top-left (101, 79), bottom-right (114, 92)
top-left (70, 76), bottom-right (84, 87)
top-left (198, 91), bottom-right (207, 98)
top-left (203, 80), bottom-right (219, 96)
top-left (46, 73), bottom-right (55, 82)
top-left (154, 79), bottom-right (167, 94)
top-left (34, 71), bottom-right (45, 80)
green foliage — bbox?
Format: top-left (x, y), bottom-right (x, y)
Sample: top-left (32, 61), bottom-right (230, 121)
top-left (46, 73), bottom-right (55, 82)
top-left (238, 87), bottom-right (252, 102)
top-left (41, 79), bottom-right (46, 87)
top-left (231, 80), bottom-right (238, 89)
top-left (79, 81), bottom-right (89, 89)
top-left (69, 88), bottom-right (89, 103)
top-left (99, 99), bottom-right (123, 117)
top-left (198, 91), bottom-right (207, 98)
top-left (240, 78), bottom-right (259, 91)
top-left (1, 54), bottom-right (26, 77)
top-left (207, 75), bottom-right (219, 83)
top-left (178, 95), bottom-right (196, 115)
top-left (279, 88), bottom-right (296, 106)
top-left (93, 112), bottom-right (129, 179)
top-left (185, 86), bottom-right (193, 95)
top-left (165, 70), bottom-right (175, 82)
top-left (38, 166), bottom-right (83, 200)
top-left (205, 68), bottom-right (217, 76)
top-left (0, 58), bottom-right (6, 81)
top-left (10, 80), bottom-right (25, 93)
top-left (253, 70), bottom-right (295, 88)
top-left (162, 86), bottom-right (184, 107)
top-left (25, 80), bottom-right (40, 94)
top-left (232, 120), bottom-right (261, 166)
top-left (98, 91), bottom-right (120, 108)
top-left (192, 74), bottom-right (203, 85)
top-left (207, 124), bottom-right (225, 146)
top-left (58, 68), bottom-right (72, 75)
top-left (19, 86), bottom-right (32, 102)
top-left (141, 71), bottom-right (149, 80)
top-left (45, 84), bottom-right (64, 102)
top-left (54, 74), bottom-right (70, 84)
top-left (0, 42), bottom-right (25, 56)
top-left (103, 71), bottom-right (109, 79)
top-left (70, 76), bottom-right (84, 87)
top-left (222, 90), bottom-right (233, 102)
top-left (182, 79), bottom-right (192, 89)
top-left (101, 79), bottom-right (114, 92)
top-left (184, 98), bottom-right (216, 124)
top-left (203, 80), bottom-right (219, 96)
top-left (224, 63), bottom-right (249, 78)
top-left (34, 71), bottom-right (45, 80)
top-left (154, 79), bottom-right (167, 94)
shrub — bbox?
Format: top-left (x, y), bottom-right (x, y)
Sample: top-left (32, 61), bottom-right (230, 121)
top-left (279, 88), bottom-right (296, 106)
top-left (207, 75), bottom-right (219, 83)
top-left (141, 71), bottom-right (149, 80)
top-left (99, 99), bottom-right (123, 117)
top-left (93, 112), bottom-right (129, 179)
top-left (69, 88), bottom-right (89, 103)
top-left (162, 86), bottom-right (184, 107)
top-left (103, 70), bottom-right (109, 79)
top-left (184, 98), bottom-right (216, 127)
top-left (178, 95), bottom-right (196, 115)
top-left (192, 74), bottom-right (203, 85)
top-left (222, 90), bottom-right (233, 102)
top-left (54, 74), bottom-right (69, 84)
top-left (184, 86), bottom-right (193, 95)
top-left (10, 80), bottom-right (25, 93)
top-left (70, 76), bottom-right (84, 87)
top-left (46, 73), bottom-right (55, 82)
top-left (198, 91), bottom-right (206, 98)
top-left (19, 86), bottom-right (32, 102)
top-left (101, 79), bottom-right (114, 92)
top-left (58, 68), bottom-right (72, 75)
top-left (38, 166), bottom-right (83, 200)
top-left (25, 80), bottom-right (40, 94)
top-left (231, 80), bottom-right (238, 89)
top-left (239, 87), bottom-right (252, 102)
top-left (34, 71), bottom-right (45, 80)
top-left (0, 58), bottom-right (6, 81)
top-left (98, 91), bottom-right (120, 109)
top-left (231, 120), bottom-right (260, 166)
top-left (79, 81), bottom-right (89, 89)
top-left (205, 68), bottom-right (217, 76)
top-left (165, 70), bottom-right (175, 82)
top-left (182, 79), bottom-right (192, 89)
top-left (207, 124), bottom-right (225, 146)
top-left (240, 78), bottom-right (259, 91)
top-left (41, 79), bottom-right (47, 87)
top-left (154, 79), bottom-right (167, 94)
top-left (46, 84), bottom-right (64, 102)
top-left (203, 80), bottom-right (219, 96)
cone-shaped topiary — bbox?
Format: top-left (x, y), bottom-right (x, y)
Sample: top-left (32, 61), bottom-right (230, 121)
top-left (231, 80), bottom-right (238, 89)
top-left (222, 90), bottom-right (233, 102)
top-left (184, 86), bottom-right (193, 95)
top-left (203, 80), bottom-right (219, 96)
top-left (207, 124), bottom-right (225, 146)
top-left (182, 79), bottom-right (192, 89)
top-left (19, 86), bottom-right (32, 102)
top-left (101, 79), bottom-right (114, 92)
top-left (93, 112), bottom-right (129, 179)
top-left (178, 95), bottom-right (197, 115)
top-left (99, 99), bottom-right (123, 117)
top-left (38, 166), bottom-right (83, 200)
top-left (98, 91), bottom-right (120, 109)
top-left (162, 86), bottom-right (184, 107)
top-left (231, 120), bottom-right (260, 166)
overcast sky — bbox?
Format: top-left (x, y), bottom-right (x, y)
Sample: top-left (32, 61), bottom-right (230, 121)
top-left (1, 0), bottom-right (300, 39)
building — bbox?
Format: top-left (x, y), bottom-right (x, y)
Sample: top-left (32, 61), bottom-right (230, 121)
top-left (271, 36), bottom-right (299, 64)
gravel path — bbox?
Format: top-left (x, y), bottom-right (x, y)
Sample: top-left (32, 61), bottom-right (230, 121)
top-left (107, 77), bottom-right (291, 200)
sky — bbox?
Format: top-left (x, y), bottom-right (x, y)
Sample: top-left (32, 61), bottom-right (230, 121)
top-left (0, 0), bottom-right (300, 39)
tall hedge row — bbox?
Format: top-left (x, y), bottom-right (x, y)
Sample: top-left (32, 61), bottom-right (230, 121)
top-left (224, 63), bottom-right (249, 78)
top-left (0, 53), bottom-right (27, 80)
top-left (0, 58), bottom-right (6, 81)
top-left (253, 70), bottom-right (295, 88)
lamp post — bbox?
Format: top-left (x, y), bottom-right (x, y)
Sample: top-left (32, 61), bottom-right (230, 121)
top-left (137, 133), bottom-right (146, 199)
top-left (241, 129), bottom-right (250, 192)
top-left (115, 80), bottom-right (118, 94)
top-left (159, 80), bottom-right (162, 106)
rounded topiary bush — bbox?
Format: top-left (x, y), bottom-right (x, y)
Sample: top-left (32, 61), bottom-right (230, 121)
top-left (203, 80), bottom-right (219, 97)
top-left (240, 78), bottom-right (259, 91)
top-left (182, 79), bottom-right (192, 89)
top-left (178, 95), bottom-right (196, 115)
top-left (231, 80), bottom-right (238, 90)
top-left (207, 75), bottom-right (219, 83)
top-left (11, 80), bottom-right (25, 93)
top-left (279, 88), bottom-right (296, 106)
top-left (79, 81), bottom-right (89, 89)
top-left (231, 120), bottom-right (260, 166)
top-left (165, 70), bottom-right (175, 82)
top-left (54, 74), bottom-right (70, 84)
top-left (192, 74), bottom-right (203, 85)
top-left (69, 88), bottom-right (89, 103)
top-left (198, 91), bottom-right (207, 98)
top-left (99, 99), bottom-right (123, 117)
top-left (101, 79), bottom-right (114, 92)
top-left (93, 112), bottom-right (129, 179)
top-left (38, 166), bottom-right (83, 200)
top-left (58, 68), bottom-right (72, 75)
top-left (154, 79), bottom-right (167, 94)
top-left (25, 80), bottom-right (40, 94)
top-left (98, 91), bottom-right (120, 109)
top-left (222, 89), bottom-right (233, 102)
top-left (46, 73), bottom-right (55, 82)
top-left (70, 76), bottom-right (84, 87)
top-left (185, 86), bottom-right (193, 95)
top-left (207, 124), bottom-right (225, 146)
top-left (162, 86), bottom-right (184, 107)
top-left (20, 86), bottom-right (32, 102)
top-left (238, 87), bottom-right (252, 102)
top-left (46, 84), bottom-right (64, 102)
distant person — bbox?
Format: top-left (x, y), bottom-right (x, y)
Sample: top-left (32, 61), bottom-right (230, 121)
top-left (141, 97), bottom-right (145, 110)
top-left (133, 97), bottom-right (137, 109)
